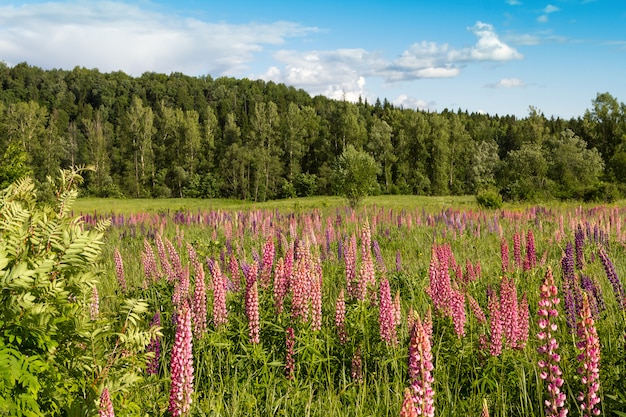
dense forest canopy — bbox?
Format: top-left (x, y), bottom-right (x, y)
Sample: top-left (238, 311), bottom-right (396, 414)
top-left (1, 61), bottom-right (625, 202)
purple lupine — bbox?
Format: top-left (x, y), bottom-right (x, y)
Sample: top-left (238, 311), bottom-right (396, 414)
top-left (524, 229), bottom-right (537, 271)
top-left (575, 224), bottom-right (585, 270)
top-left (598, 248), bottom-right (626, 310)
top-left (146, 312), bottom-right (161, 375)
top-left (562, 242), bottom-right (579, 331)
top-left (407, 313), bottom-right (435, 417)
top-left (168, 299), bottom-right (194, 417)
top-left (113, 248), bottom-right (127, 293)
top-left (537, 267), bottom-right (567, 417)
top-left (335, 289), bottom-right (347, 345)
top-left (98, 387), bottom-right (115, 417)
top-left (378, 277), bottom-right (397, 346)
top-left (372, 239), bottom-right (387, 274)
top-left (576, 293), bottom-right (602, 416)
top-left (285, 327), bottom-right (296, 380)
top-left (580, 274), bottom-right (605, 317)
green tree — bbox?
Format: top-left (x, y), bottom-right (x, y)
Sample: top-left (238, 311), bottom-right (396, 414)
top-left (126, 96), bottom-right (155, 197)
top-left (332, 145), bottom-right (380, 208)
top-left (502, 143), bottom-right (553, 201)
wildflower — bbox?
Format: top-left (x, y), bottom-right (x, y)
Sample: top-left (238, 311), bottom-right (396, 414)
top-left (537, 267), bottom-right (568, 417)
top-left (500, 238), bottom-right (510, 273)
top-left (379, 277), bottom-right (398, 346)
top-left (90, 285), bottom-right (99, 321)
top-left (335, 289), bottom-right (347, 344)
top-left (113, 248), bottom-right (127, 293)
top-left (450, 287), bottom-right (466, 338)
top-left (598, 248), bottom-right (626, 310)
top-left (211, 262), bottom-right (228, 329)
top-left (229, 254), bottom-right (241, 291)
top-left (192, 260), bottom-right (207, 337)
top-left (155, 234), bottom-right (173, 280)
top-left (98, 387), bottom-right (115, 417)
top-left (500, 276), bottom-right (519, 348)
top-left (467, 294), bottom-right (486, 325)
top-left (351, 347), bottom-right (363, 383)
top-left (396, 250), bottom-right (403, 272)
top-left (291, 254), bottom-right (310, 323)
top-left (575, 293), bottom-right (602, 416)
top-left (525, 229), bottom-right (537, 270)
top-left (168, 299), bottom-right (194, 417)
top-left (407, 313), bottom-right (435, 417)
top-left (516, 293), bottom-right (530, 349)
top-left (513, 232), bottom-right (522, 270)
top-left (260, 236), bottom-right (275, 288)
top-left (142, 239), bottom-right (158, 283)
top-left (285, 327), bottom-right (296, 380)
top-left (310, 257), bottom-right (323, 332)
top-left (247, 281), bottom-right (260, 344)
top-left (273, 257), bottom-right (288, 314)
top-left (562, 242), bottom-right (579, 331)
top-left (575, 224), bottom-right (585, 270)
top-left (345, 235), bottom-right (357, 297)
top-left (400, 388), bottom-right (419, 417)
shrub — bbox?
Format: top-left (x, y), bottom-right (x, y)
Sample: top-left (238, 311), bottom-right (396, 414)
top-left (476, 187), bottom-right (503, 209)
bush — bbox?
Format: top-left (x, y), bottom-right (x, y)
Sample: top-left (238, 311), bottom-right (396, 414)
top-left (583, 182), bottom-right (622, 203)
top-left (476, 187), bottom-right (503, 209)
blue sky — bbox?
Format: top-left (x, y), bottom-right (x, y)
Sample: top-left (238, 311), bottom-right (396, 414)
top-left (0, 0), bottom-right (624, 118)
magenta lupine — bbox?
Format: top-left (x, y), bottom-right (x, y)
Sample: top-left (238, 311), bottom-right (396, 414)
top-left (90, 285), bottom-right (99, 320)
top-left (211, 262), bottom-right (228, 328)
top-left (192, 260), bottom-right (207, 337)
top-left (168, 299), bottom-right (194, 417)
top-left (449, 288), bottom-right (466, 338)
top-left (310, 257), bottom-right (323, 332)
top-left (525, 229), bottom-right (537, 270)
top-left (407, 314), bottom-right (435, 417)
top-left (142, 238), bottom-right (159, 283)
top-left (500, 238), bottom-right (510, 273)
top-left (99, 387), bottom-right (115, 417)
top-left (576, 293), bottom-right (602, 416)
top-left (285, 327), bottom-right (296, 380)
top-left (146, 312), bottom-right (161, 376)
top-left (500, 276), bottom-right (519, 348)
top-left (113, 248), bottom-right (127, 293)
top-left (260, 236), bottom-right (275, 289)
top-left (335, 289), bottom-right (347, 344)
top-left (426, 245), bottom-right (452, 315)
top-left (247, 280), bottom-right (260, 344)
top-left (379, 277), bottom-right (398, 346)
top-left (487, 286), bottom-right (503, 357)
top-left (537, 267), bottom-right (568, 417)
top-left (516, 293), bottom-right (530, 349)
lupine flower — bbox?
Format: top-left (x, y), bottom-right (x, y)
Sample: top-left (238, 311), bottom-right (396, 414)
top-left (500, 238), bottom-right (510, 273)
top-left (396, 250), bottom-right (403, 272)
top-left (351, 347), bottom-right (363, 383)
top-left (372, 239), bottom-right (387, 274)
top-left (247, 280), bottom-right (260, 344)
top-left (500, 276), bottom-right (519, 348)
top-left (516, 293), bottom-right (530, 349)
top-left (165, 238), bottom-right (184, 282)
top-left (146, 311), bottom-right (161, 376)
top-left (283, 327), bottom-right (296, 380)
top-left (113, 248), bottom-right (127, 293)
top-left (407, 313), bottom-right (435, 417)
top-left (229, 255), bottom-right (241, 291)
top-left (487, 286), bottom-right (503, 357)
top-left (345, 235), bottom-right (357, 297)
top-left (155, 234), bottom-right (173, 279)
top-left (400, 388), bottom-right (419, 417)
top-left (90, 285), bottom-right (99, 320)
top-left (450, 288), bottom-right (466, 338)
top-left (260, 236), bottom-right (275, 288)
top-left (467, 294), bottom-right (486, 325)
top-left (192, 260), bottom-right (207, 337)
top-left (562, 242), bottom-right (579, 331)
top-left (357, 254), bottom-right (376, 302)
top-left (291, 255), bottom-right (310, 323)
top-left (379, 277), bottom-right (398, 346)
top-left (273, 257), bottom-right (288, 314)
top-left (99, 387), bottom-right (115, 417)
top-left (575, 292), bottom-right (602, 416)
top-left (211, 262), bottom-right (228, 329)
top-left (335, 289), bottom-right (347, 344)
top-left (537, 267), bottom-right (568, 417)
top-left (525, 229), bottom-right (537, 270)
top-left (575, 224), bottom-right (585, 270)
top-left (310, 257), bottom-right (323, 332)
top-left (142, 239), bottom-right (159, 284)
top-left (598, 248), bottom-right (626, 310)
top-left (481, 399), bottom-right (490, 417)
top-left (168, 299), bottom-right (194, 417)
top-left (513, 232), bottom-right (522, 270)
top-left (580, 274), bottom-right (605, 317)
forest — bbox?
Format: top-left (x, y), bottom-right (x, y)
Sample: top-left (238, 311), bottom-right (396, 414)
top-left (0, 61), bottom-right (625, 202)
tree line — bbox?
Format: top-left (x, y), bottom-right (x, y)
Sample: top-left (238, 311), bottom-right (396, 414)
top-left (1, 61), bottom-right (625, 202)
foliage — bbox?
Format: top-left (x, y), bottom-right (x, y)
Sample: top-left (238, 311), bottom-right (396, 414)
top-left (475, 187), bottom-right (503, 209)
top-left (0, 171), bottom-right (158, 415)
top-left (331, 145), bottom-right (380, 208)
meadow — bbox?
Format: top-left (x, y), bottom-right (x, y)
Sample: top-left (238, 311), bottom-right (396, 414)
top-left (67, 195), bottom-right (626, 417)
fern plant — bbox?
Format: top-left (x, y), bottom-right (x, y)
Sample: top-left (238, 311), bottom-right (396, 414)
top-left (0, 170), bottom-right (159, 416)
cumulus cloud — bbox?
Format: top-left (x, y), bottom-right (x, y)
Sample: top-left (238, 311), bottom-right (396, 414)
top-left (485, 78), bottom-right (526, 88)
top-left (538, 4), bottom-right (560, 23)
top-left (0, 1), bottom-right (317, 75)
top-left (392, 95), bottom-right (436, 111)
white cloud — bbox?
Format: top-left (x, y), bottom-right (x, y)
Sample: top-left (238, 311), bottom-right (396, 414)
top-left (0, 1), bottom-right (317, 75)
top-left (485, 78), bottom-right (526, 88)
top-left (392, 94), bottom-right (436, 111)
top-left (506, 0), bottom-right (522, 5)
top-left (538, 4), bottom-right (560, 23)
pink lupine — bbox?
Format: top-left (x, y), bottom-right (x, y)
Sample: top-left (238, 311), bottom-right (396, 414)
top-left (229, 254), bottom-right (241, 291)
top-left (516, 293), bottom-right (530, 349)
top-left (513, 232), bottom-right (522, 270)
top-left (273, 257), bottom-right (288, 314)
top-left (90, 285), bottom-right (99, 321)
top-left (351, 347), bottom-right (363, 383)
top-left (500, 238), bottom-right (510, 273)
top-left (345, 235), bottom-right (357, 297)
top-left (500, 276), bottom-right (519, 348)
top-left (379, 277), bottom-right (398, 346)
top-left (166, 238), bottom-right (184, 281)
top-left (468, 294), bottom-right (486, 325)
top-left (360, 218), bottom-right (372, 259)
top-left (260, 236), bottom-right (275, 289)
top-left (192, 260), bottom-right (207, 337)
top-left (335, 289), bottom-right (347, 345)
top-left (99, 387), bottom-right (115, 417)
top-left (400, 388), bottom-right (419, 417)
top-left (285, 327), bottom-right (296, 380)
top-left (407, 313), bottom-right (435, 417)
top-left (291, 255), bottom-right (310, 323)
top-left (247, 280), bottom-right (260, 344)
top-left (487, 286), bottom-right (503, 357)
top-left (155, 234), bottom-right (173, 280)
top-left (357, 255), bottom-right (376, 302)
top-left (211, 262), bottom-right (228, 328)
top-left (168, 299), bottom-right (194, 417)
top-left (537, 267), bottom-right (568, 417)
top-left (449, 288), bottom-right (466, 338)
top-left (576, 293), bottom-right (601, 416)
top-left (525, 229), bottom-right (537, 270)
top-left (142, 238), bottom-right (159, 283)
top-left (113, 248), bottom-right (127, 293)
